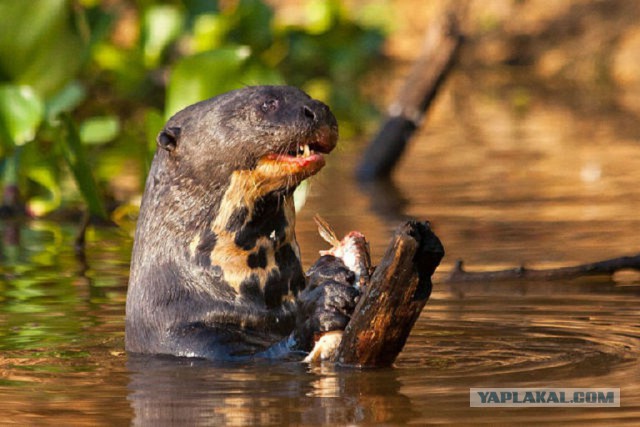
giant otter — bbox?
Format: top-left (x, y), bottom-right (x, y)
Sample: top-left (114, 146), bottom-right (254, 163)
top-left (126, 86), bottom-right (359, 360)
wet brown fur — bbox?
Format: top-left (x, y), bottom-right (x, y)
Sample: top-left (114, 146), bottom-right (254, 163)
top-left (205, 159), bottom-right (304, 290)
top-left (125, 86), bottom-right (340, 360)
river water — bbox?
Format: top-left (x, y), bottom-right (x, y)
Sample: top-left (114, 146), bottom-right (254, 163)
top-left (1, 70), bottom-right (640, 425)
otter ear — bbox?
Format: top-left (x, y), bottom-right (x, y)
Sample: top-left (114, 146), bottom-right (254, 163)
top-left (157, 126), bottom-right (181, 152)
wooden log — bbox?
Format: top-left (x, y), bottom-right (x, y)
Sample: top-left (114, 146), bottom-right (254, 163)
top-left (356, 13), bottom-right (463, 181)
top-left (334, 221), bottom-right (444, 368)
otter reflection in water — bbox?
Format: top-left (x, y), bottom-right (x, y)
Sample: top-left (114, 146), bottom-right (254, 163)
top-left (126, 355), bottom-right (415, 426)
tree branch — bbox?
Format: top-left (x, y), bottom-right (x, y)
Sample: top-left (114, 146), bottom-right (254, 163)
top-left (444, 254), bottom-right (640, 283)
top-left (357, 12), bottom-right (463, 181)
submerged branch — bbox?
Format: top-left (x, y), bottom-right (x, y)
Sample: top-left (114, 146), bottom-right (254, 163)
top-left (444, 254), bottom-right (640, 283)
top-left (357, 12), bottom-right (463, 181)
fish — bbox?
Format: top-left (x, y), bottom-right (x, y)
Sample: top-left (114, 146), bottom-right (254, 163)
top-left (303, 215), bottom-right (373, 363)
top-left (314, 214), bottom-right (372, 290)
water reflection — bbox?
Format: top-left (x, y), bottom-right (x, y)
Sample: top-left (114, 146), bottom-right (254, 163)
top-left (356, 178), bottom-right (411, 224)
top-left (127, 355), bottom-right (415, 426)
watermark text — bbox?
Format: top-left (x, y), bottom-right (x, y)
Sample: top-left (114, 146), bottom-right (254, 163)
top-left (470, 388), bottom-right (620, 407)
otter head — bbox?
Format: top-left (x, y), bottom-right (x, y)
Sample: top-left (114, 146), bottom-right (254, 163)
top-left (134, 86), bottom-right (338, 309)
top-left (155, 85), bottom-right (338, 191)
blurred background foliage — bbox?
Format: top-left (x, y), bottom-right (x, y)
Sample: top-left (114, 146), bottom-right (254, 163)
top-left (0, 0), bottom-right (387, 219)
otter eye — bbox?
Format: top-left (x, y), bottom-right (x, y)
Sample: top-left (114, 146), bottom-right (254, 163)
top-left (261, 99), bottom-right (279, 113)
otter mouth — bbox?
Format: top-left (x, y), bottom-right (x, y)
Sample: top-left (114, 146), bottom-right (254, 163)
top-left (264, 125), bottom-right (337, 173)
top-left (287, 141), bottom-right (318, 158)
top-left (278, 139), bottom-right (327, 166)
top-left (264, 144), bottom-right (324, 172)
top-left (247, 125), bottom-right (337, 194)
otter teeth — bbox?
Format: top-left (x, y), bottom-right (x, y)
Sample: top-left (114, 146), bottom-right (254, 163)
top-left (296, 144), bottom-right (311, 157)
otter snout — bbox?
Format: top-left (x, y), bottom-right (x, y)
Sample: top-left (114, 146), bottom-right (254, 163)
top-left (302, 100), bottom-right (338, 154)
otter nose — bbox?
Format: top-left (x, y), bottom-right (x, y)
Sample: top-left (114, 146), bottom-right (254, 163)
top-left (302, 101), bottom-right (337, 129)
top-left (302, 104), bottom-right (317, 122)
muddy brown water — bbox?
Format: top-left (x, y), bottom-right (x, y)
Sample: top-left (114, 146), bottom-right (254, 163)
top-left (1, 72), bottom-right (640, 425)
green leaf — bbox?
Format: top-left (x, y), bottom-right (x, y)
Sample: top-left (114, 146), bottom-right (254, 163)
top-left (166, 46), bottom-right (252, 117)
top-left (0, 85), bottom-right (45, 148)
top-left (225, 0), bottom-right (274, 53)
top-left (192, 13), bottom-right (230, 52)
top-left (142, 5), bottom-right (185, 68)
top-left (58, 115), bottom-right (107, 219)
top-left (0, 0), bottom-right (85, 97)
top-left (242, 62), bottom-right (286, 86)
top-left (45, 81), bottom-right (86, 122)
top-left (25, 165), bottom-right (62, 217)
top-left (1, 146), bottom-right (22, 192)
top-left (79, 116), bottom-right (121, 145)
top-left (183, 0), bottom-right (219, 18)
top-left (303, 0), bottom-right (337, 34)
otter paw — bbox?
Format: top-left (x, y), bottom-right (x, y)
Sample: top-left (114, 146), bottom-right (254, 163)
top-left (306, 254), bottom-right (356, 288)
top-left (319, 285), bottom-right (359, 332)
top-left (295, 280), bottom-right (360, 351)
top-left (303, 331), bottom-right (343, 363)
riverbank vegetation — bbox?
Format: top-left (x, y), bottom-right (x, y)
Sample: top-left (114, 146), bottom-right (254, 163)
top-left (0, 0), bottom-right (385, 219)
